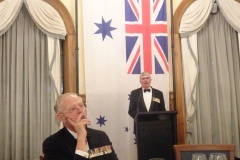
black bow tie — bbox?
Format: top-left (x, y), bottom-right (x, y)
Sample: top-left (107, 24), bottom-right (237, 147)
top-left (144, 89), bottom-right (150, 92)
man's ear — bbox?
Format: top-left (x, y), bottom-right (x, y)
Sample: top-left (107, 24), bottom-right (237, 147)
top-left (56, 114), bottom-right (67, 123)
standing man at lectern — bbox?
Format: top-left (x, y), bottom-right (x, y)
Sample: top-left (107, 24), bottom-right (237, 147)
top-left (128, 71), bottom-right (166, 134)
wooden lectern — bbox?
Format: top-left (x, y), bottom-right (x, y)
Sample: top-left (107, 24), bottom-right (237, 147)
top-left (135, 111), bottom-right (177, 160)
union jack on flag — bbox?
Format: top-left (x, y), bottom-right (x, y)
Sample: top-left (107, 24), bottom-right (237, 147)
top-left (125, 0), bottom-right (168, 74)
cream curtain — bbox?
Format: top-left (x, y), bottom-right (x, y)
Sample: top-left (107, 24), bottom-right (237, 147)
top-left (0, 0), bottom-right (65, 159)
top-left (0, 0), bottom-right (65, 116)
top-left (217, 0), bottom-right (240, 33)
top-left (179, 0), bottom-right (212, 136)
top-left (179, 0), bottom-right (212, 36)
top-left (180, 35), bottom-right (198, 130)
top-left (0, 0), bottom-right (22, 35)
top-left (47, 37), bottom-right (62, 130)
top-left (24, 0), bottom-right (66, 39)
top-left (179, 0), bottom-right (240, 158)
top-left (0, 0), bottom-right (66, 39)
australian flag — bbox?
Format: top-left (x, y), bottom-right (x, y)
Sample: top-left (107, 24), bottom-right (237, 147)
top-left (125, 0), bottom-right (168, 74)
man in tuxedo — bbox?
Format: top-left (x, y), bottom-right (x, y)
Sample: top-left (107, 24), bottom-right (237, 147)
top-left (128, 72), bottom-right (166, 134)
top-left (42, 93), bottom-right (118, 160)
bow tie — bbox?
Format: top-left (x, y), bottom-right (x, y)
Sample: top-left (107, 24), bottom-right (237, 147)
top-left (144, 89), bottom-right (150, 92)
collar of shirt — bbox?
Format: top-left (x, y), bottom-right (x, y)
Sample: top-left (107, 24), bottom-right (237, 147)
top-left (67, 128), bottom-right (77, 139)
top-left (142, 88), bottom-right (151, 93)
top-left (67, 128), bottom-right (90, 154)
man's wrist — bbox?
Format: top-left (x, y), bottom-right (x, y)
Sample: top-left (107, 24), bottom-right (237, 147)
top-left (75, 150), bottom-right (89, 158)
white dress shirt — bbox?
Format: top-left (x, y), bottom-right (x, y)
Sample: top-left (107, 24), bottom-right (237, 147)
top-left (142, 88), bottom-right (152, 111)
top-left (67, 128), bottom-right (89, 157)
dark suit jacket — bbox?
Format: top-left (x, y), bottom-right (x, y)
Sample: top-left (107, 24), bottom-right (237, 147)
top-left (128, 87), bottom-right (166, 134)
top-left (42, 127), bottom-right (118, 160)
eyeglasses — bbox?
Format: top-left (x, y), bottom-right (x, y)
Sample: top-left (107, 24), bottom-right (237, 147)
top-left (62, 103), bottom-right (86, 114)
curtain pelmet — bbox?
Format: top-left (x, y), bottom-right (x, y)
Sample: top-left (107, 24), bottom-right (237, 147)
top-left (0, 0), bottom-right (66, 39)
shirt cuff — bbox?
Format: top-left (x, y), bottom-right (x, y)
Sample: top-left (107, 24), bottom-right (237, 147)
top-left (75, 150), bottom-right (89, 158)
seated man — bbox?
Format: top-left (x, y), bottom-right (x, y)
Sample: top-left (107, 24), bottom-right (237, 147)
top-left (42, 93), bottom-right (118, 160)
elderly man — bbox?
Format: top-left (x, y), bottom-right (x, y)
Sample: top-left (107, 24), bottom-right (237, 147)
top-left (43, 93), bottom-right (118, 160)
top-left (128, 71), bottom-right (166, 134)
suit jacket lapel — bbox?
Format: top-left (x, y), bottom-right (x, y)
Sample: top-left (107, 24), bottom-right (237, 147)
top-left (149, 88), bottom-right (155, 111)
top-left (86, 128), bottom-right (95, 148)
top-left (138, 88), bottom-right (148, 112)
top-left (62, 128), bottom-right (77, 155)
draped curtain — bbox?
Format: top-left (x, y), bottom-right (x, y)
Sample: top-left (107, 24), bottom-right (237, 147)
top-left (179, 0), bottom-right (240, 157)
top-left (0, 0), bottom-right (66, 159)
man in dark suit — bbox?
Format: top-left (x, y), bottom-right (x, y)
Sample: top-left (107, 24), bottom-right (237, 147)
top-left (42, 93), bottom-right (118, 160)
top-left (128, 72), bottom-right (166, 134)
